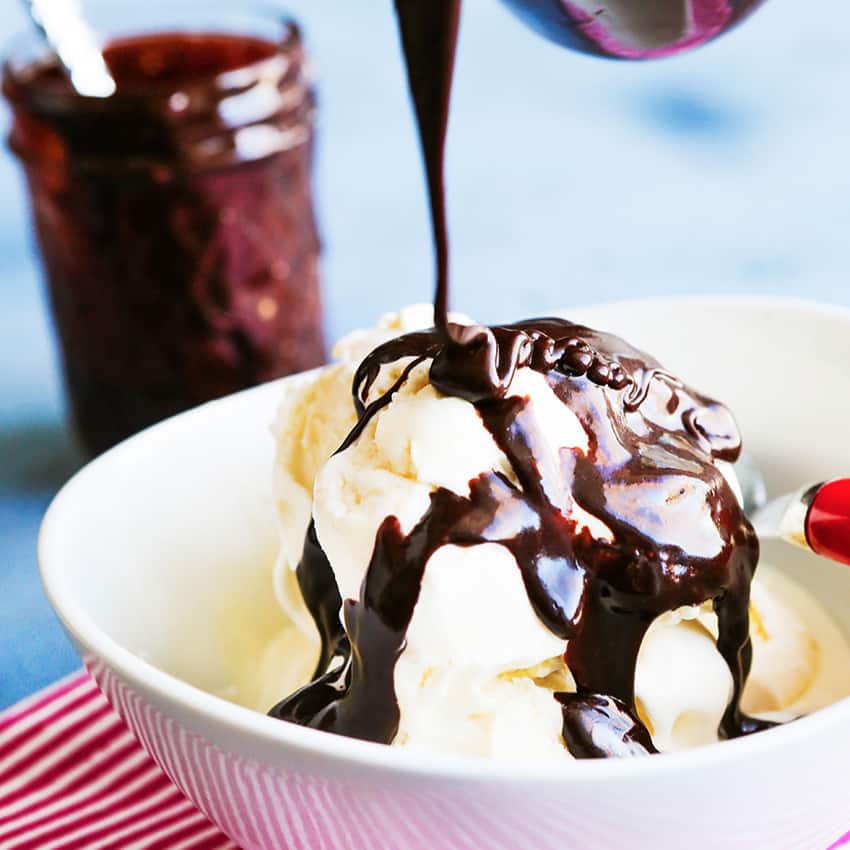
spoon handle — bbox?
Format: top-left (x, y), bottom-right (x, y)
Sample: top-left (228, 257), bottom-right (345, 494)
top-left (804, 479), bottom-right (850, 567)
top-left (23, 0), bottom-right (116, 97)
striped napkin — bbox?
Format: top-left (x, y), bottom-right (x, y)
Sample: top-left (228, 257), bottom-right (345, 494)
top-left (0, 672), bottom-right (237, 850)
top-left (2, 671), bottom-right (849, 850)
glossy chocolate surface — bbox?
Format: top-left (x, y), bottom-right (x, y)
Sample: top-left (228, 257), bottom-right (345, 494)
top-left (271, 0), bottom-right (773, 757)
top-left (273, 319), bottom-right (771, 756)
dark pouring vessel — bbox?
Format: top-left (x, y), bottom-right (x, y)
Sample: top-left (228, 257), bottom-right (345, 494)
top-left (3, 4), bottom-right (325, 456)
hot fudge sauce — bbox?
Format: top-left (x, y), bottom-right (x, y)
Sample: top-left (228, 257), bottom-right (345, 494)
top-left (4, 23), bottom-right (324, 455)
top-left (271, 0), bottom-right (774, 758)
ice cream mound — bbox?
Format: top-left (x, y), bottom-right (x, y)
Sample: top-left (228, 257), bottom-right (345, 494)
top-left (260, 305), bottom-right (850, 760)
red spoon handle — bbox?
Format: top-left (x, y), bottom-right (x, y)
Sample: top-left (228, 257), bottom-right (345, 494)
top-left (805, 479), bottom-right (850, 567)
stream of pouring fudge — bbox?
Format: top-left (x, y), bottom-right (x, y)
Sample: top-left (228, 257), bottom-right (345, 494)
top-left (270, 0), bottom-right (773, 757)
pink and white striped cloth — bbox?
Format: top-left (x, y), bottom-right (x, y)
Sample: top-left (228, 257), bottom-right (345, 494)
top-left (2, 671), bottom-right (849, 850)
top-left (0, 671), bottom-right (237, 850)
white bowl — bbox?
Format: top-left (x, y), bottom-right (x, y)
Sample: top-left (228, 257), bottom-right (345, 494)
top-left (40, 296), bottom-right (850, 850)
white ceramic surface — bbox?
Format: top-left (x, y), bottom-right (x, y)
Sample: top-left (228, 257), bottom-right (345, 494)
top-left (39, 297), bottom-right (850, 850)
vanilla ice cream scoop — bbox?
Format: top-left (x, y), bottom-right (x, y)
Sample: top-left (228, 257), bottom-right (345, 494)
top-left (267, 309), bottom-right (850, 760)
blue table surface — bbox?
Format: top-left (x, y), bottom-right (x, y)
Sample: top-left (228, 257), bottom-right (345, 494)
top-left (3, 0), bottom-right (850, 709)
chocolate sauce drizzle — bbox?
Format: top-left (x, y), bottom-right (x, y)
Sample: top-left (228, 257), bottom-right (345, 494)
top-left (271, 319), bottom-right (772, 756)
top-left (392, 0), bottom-right (461, 333)
top-left (269, 0), bottom-right (773, 757)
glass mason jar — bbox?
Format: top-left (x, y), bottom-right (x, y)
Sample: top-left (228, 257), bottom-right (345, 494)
top-left (3, 3), bottom-right (325, 456)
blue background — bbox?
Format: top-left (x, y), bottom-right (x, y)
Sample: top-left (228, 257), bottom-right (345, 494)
top-left (3, 0), bottom-right (850, 708)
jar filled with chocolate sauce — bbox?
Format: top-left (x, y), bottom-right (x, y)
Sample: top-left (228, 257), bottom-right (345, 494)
top-left (3, 4), bottom-right (325, 456)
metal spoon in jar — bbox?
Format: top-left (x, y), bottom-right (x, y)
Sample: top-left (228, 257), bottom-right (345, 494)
top-left (738, 454), bottom-right (850, 567)
top-left (23, 0), bottom-right (116, 97)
